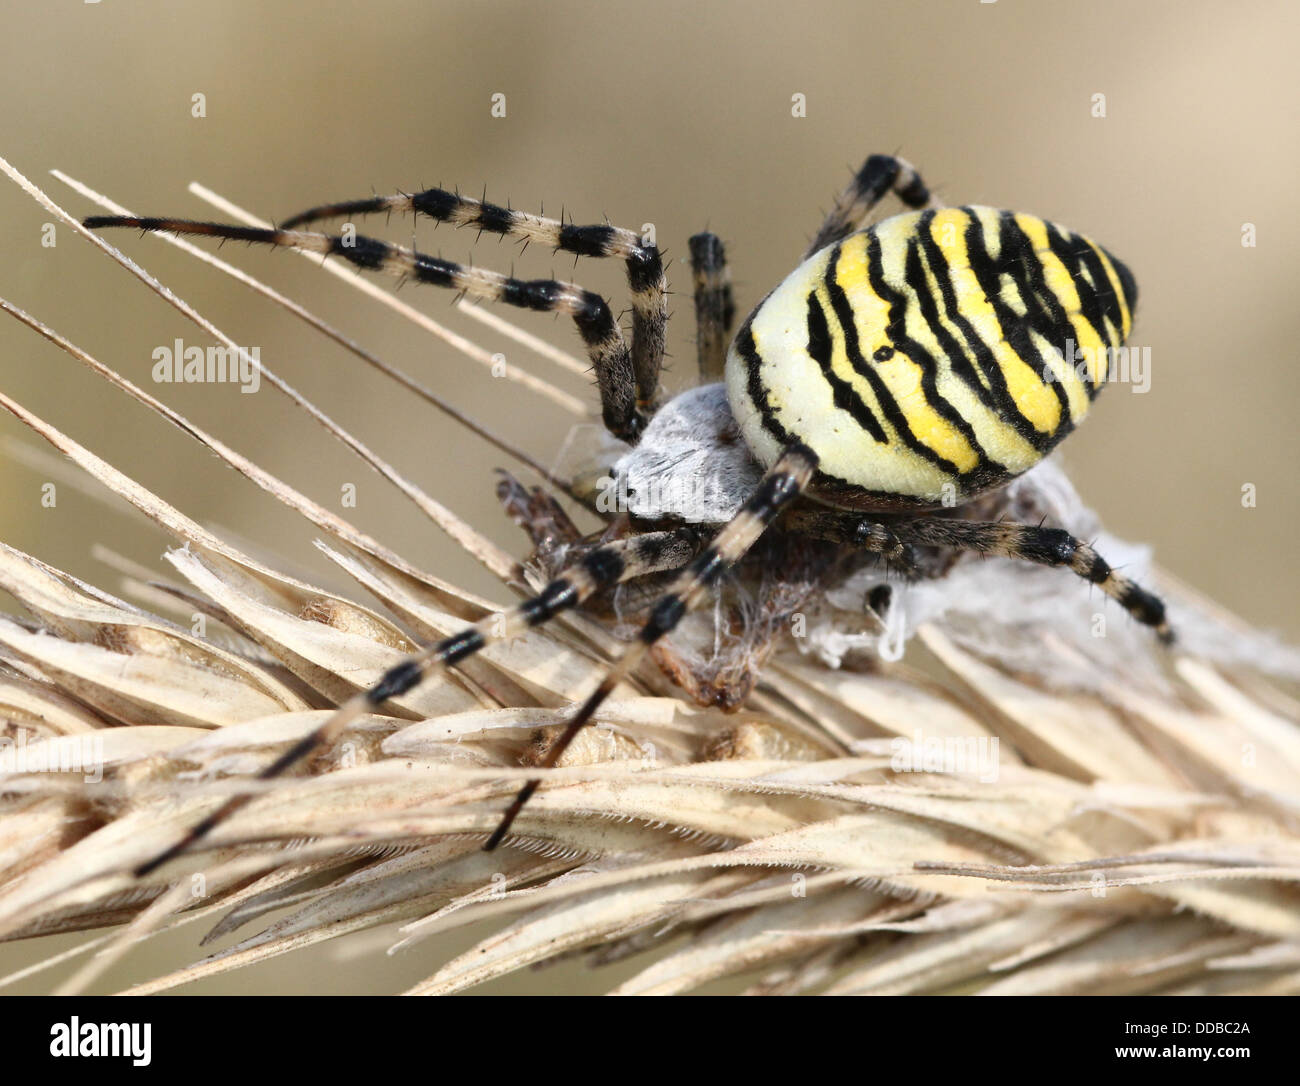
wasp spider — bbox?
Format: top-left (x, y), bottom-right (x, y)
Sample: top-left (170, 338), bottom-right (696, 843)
top-left (86, 152), bottom-right (1172, 868)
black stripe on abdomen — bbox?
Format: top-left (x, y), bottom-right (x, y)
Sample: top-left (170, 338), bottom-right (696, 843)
top-left (804, 291), bottom-right (888, 443)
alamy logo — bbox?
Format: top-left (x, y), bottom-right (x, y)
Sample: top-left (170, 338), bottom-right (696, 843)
top-left (1046, 338), bottom-right (1151, 393)
top-left (0, 728), bottom-right (103, 783)
top-left (890, 729), bottom-right (1000, 783)
top-left (151, 338), bottom-right (261, 393)
top-left (49, 1017), bottom-right (151, 1066)
top-left (595, 472), bottom-right (731, 520)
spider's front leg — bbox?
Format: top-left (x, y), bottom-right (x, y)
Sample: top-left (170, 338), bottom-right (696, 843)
top-left (82, 217), bottom-right (651, 441)
top-left (276, 187), bottom-right (668, 416)
top-left (121, 524), bottom-right (699, 876)
top-left (486, 443), bottom-right (819, 848)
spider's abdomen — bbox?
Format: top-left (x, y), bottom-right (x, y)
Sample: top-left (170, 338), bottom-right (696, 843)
top-left (725, 206), bottom-right (1137, 511)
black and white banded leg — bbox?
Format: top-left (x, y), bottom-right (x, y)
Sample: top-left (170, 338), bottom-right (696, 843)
top-left (781, 506), bottom-right (921, 577)
top-left (485, 443), bottom-right (819, 849)
top-left (688, 231), bottom-right (736, 383)
top-left (82, 217), bottom-right (650, 441)
top-left (896, 519), bottom-right (1173, 642)
top-left (797, 510), bottom-right (1173, 643)
top-left (783, 507), bottom-right (910, 560)
top-left (277, 188), bottom-right (667, 414)
top-left (131, 527), bottom-right (701, 876)
top-left (805, 153), bottom-right (937, 258)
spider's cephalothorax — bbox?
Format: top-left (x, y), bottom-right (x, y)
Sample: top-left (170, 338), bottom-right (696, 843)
top-left (85, 152), bottom-right (1170, 867)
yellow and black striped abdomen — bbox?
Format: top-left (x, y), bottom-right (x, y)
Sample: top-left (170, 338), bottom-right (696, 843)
top-left (725, 206), bottom-right (1137, 511)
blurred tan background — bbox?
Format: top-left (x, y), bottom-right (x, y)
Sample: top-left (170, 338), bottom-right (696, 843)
top-left (0, 0), bottom-right (1296, 993)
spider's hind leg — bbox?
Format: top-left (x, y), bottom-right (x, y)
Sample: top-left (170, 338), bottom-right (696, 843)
top-left (688, 232), bottom-right (736, 383)
top-left (782, 507), bottom-right (923, 578)
top-left (786, 507), bottom-right (1172, 642)
top-left (894, 518), bottom-right (1173, 643)
top-left (806, 153), bottom-right (938, 258)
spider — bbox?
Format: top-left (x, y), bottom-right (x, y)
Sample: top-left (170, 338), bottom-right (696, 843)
top-left (84, 151), bottom-right (1172, 871)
